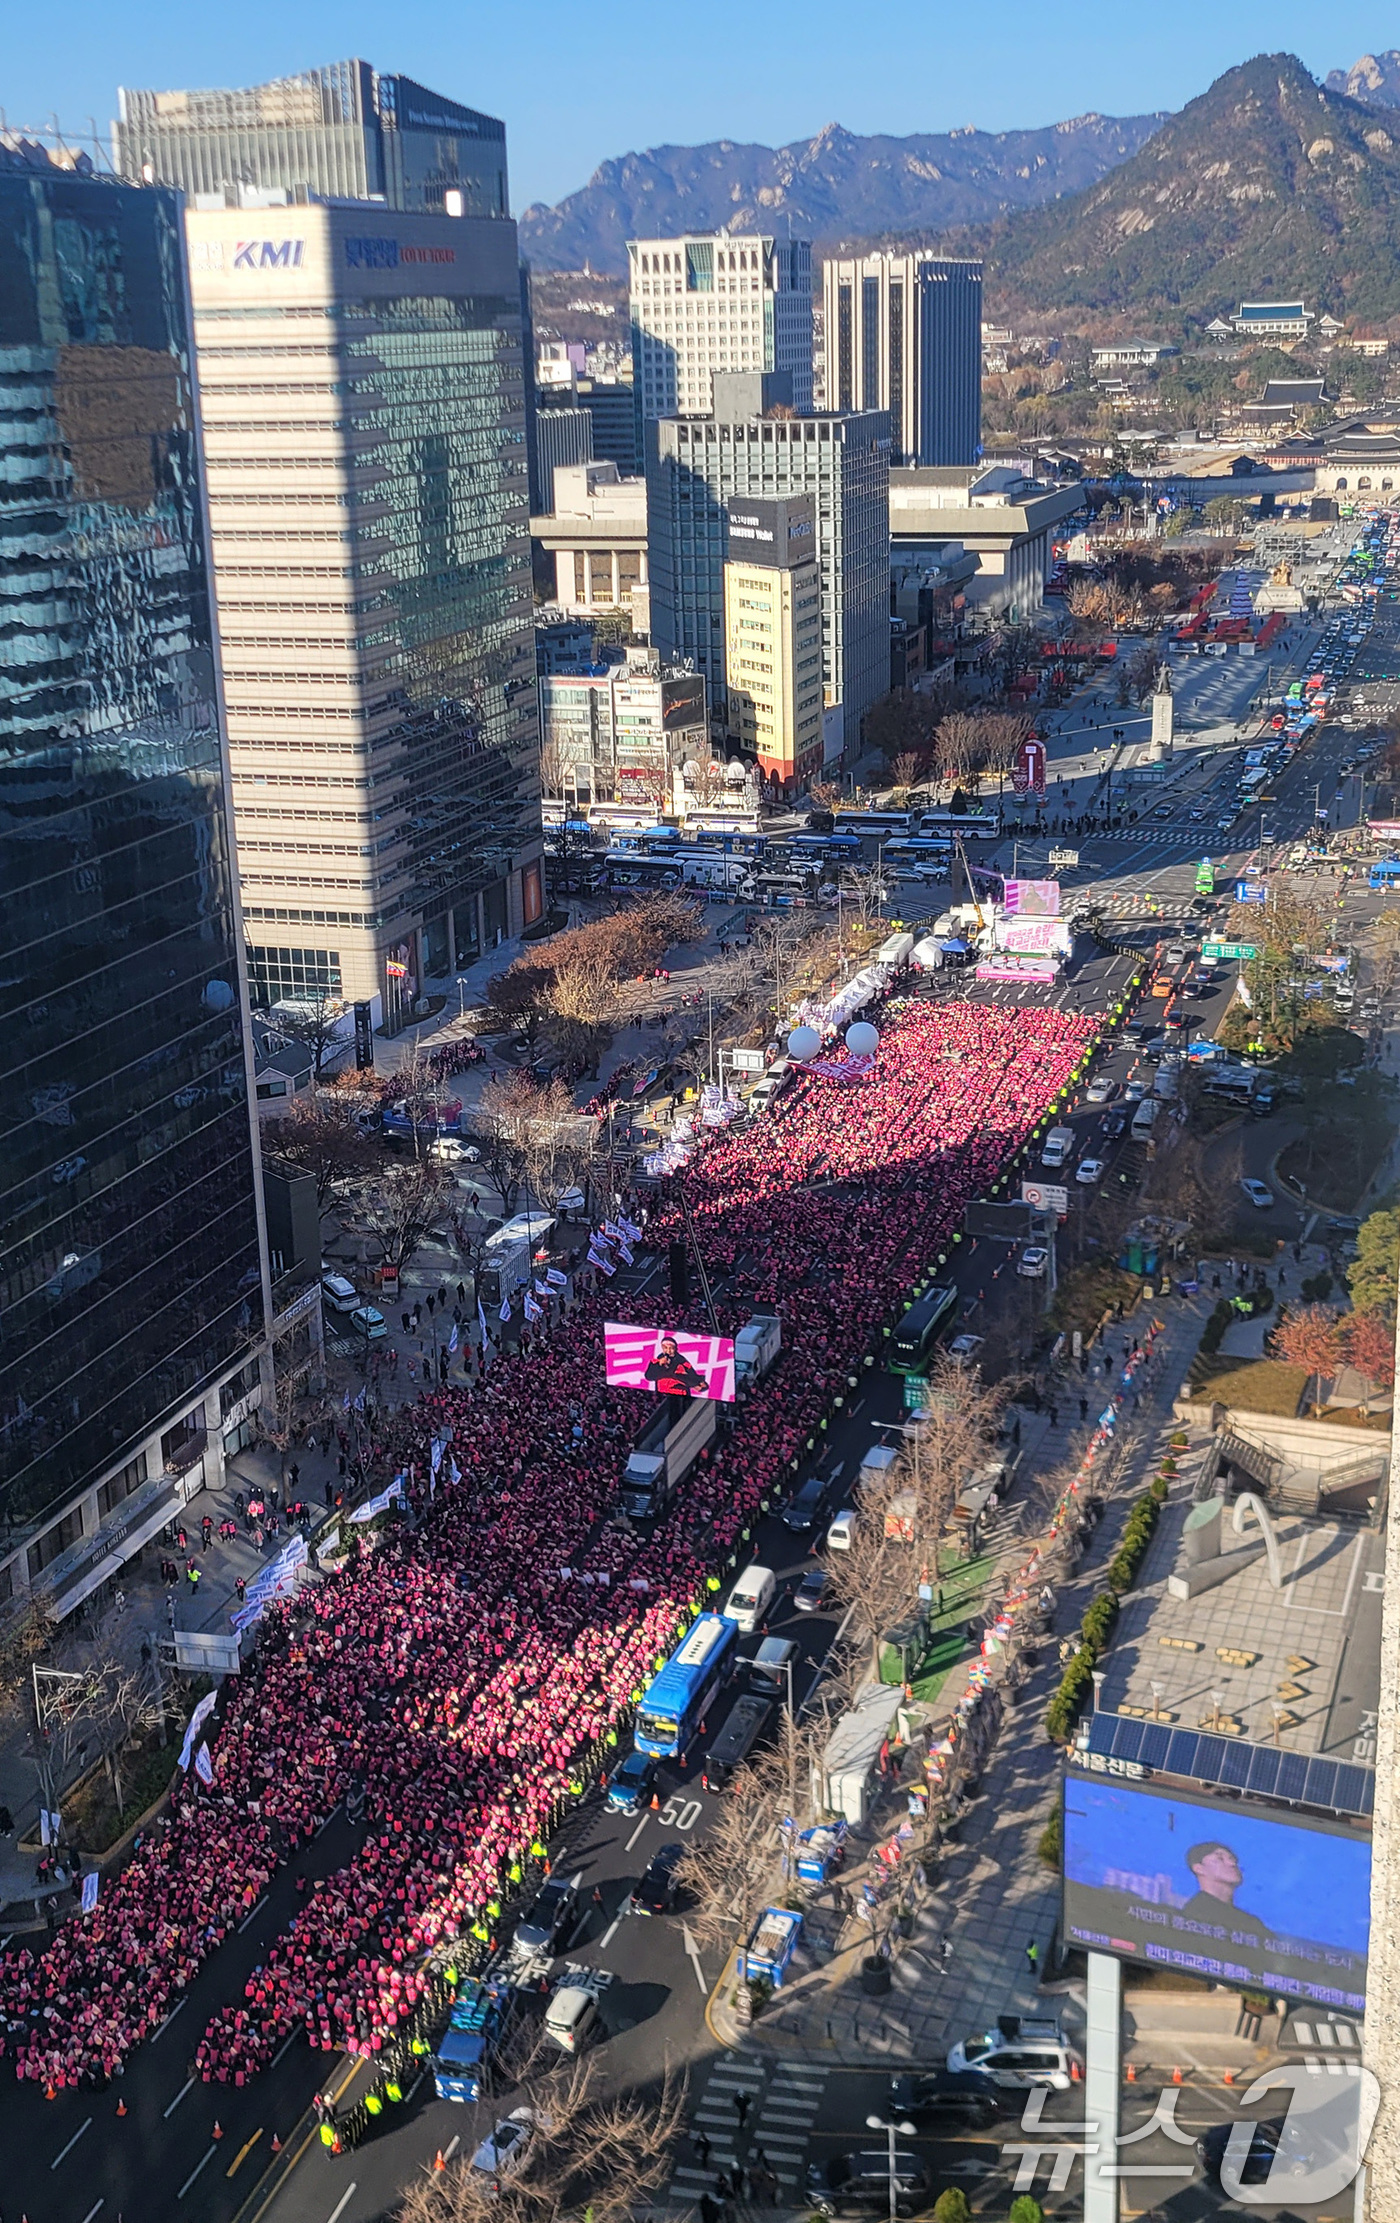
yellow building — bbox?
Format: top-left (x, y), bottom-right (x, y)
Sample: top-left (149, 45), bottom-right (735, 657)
top-left (722, 497), bottom-right (824, 797)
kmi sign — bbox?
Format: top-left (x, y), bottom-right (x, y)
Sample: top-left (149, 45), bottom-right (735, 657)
top-left (234, 239), bottom-right (306, 269)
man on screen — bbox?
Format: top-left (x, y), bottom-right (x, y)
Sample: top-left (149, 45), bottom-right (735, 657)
top-left (643, 1333), bottom-right (708, 1397)
top-left (1179, 1840), bottom-right (1268, 1946)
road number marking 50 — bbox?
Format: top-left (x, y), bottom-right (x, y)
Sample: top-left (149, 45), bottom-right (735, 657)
top-left (661, 1797), bottom-right (702, 1832)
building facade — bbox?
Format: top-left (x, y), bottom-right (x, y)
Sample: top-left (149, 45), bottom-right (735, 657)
top-left (888, 465), bottom-right (1082, 620)
top-left (184, 201), bottom-right (542, 1022)
top-left (723, 497), bottom-right (824, 793)
top-left (647, 392), bottom-right (889, 766)
top-left (0, 150), bottom-right (272, 1619)
top-left (822, 253), bottom-right (982, 467)
top-left (629, 234), bottom-right (813, 424)
top-left (531, 462), bottom-right (649, 633)
top-left (540, 648), bottom-right (707, 806)
top-left (116, 60), bottom-right (508, 217)
top-left (533, 397), bottom-right (594, 511)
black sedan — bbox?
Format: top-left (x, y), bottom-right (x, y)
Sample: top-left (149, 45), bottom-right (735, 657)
top-left (514, 1872), bottom-right (579, 1954)
top-left (888, 2069), bottom-right (1003, 2128)
top-left (1195, 2116), bottom-right (1288, 2187)
top-left (629, 1842), bottom-right (684, 1917)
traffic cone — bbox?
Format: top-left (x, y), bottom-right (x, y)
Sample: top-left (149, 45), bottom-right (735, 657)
top-left (1125, 2062), bottom-right (1136, 2083)
top-left (1071, 2060), bottom-right (1082, 2083)
top-left (44, 2082), bottom-right (56, 2101)
top-left (271, 2133), bottom-right (282, 2153)
top-left (212, 2120), bottom-right (224, 2140)
top-left (116, 2097), bottom-right (127, 2116)
top-left (332, 2133), bottom-right (343, 2155)
top-left (434, 2150), bottom-right (447, 2172)
top-left (1223, 2069), bottom-right (1235, 2087)
top-left (1172, 2065), bottom-right (1184, 2085)
top-left (650, 1793), bottom-right (660, 1810)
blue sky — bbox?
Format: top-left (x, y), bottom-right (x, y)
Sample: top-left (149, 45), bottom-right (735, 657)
top-left (7, 0), bottom-right (1398, 211)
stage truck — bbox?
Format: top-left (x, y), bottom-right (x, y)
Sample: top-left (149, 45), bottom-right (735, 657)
top-left (619, 1393), bottom-right (717, 1521)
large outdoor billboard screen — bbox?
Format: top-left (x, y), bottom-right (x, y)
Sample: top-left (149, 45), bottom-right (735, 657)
top-left (1063, 1773), bottom-right (1370, 2010)
top-left (604, 1322), bottom-right (736, 1401)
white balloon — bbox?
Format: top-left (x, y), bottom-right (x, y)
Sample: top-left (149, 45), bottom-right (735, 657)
top-left (845, 1021), bottom-right (879, 1057)
top-left (788, 1025), bottom-right (821, 1060)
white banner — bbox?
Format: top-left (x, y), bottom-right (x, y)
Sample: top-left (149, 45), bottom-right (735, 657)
top-left (81, 1871), bottom-right (99, 1913)
top-left (348, 1478), bottom-right (405, 1525)
top-left (178, 1690), bottom-right (218, 1772)
top-left (193, 1741), bottom-right (214, 1786)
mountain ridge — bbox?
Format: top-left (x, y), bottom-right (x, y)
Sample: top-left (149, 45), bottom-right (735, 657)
top-left (974, 53), bottom-right (1400, 327)
top-left (518, 111), bottom-right (1168, 273)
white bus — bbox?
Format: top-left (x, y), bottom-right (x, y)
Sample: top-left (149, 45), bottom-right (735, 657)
top-left (916, 810), bottom-right (1000, 842)
top-left (835, 809), bottom-right (912, 835)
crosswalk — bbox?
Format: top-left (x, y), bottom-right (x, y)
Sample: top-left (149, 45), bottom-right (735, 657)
top-left (670, 2055), bottom-right (830, 2205)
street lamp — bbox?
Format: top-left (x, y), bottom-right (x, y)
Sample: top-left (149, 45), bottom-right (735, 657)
top-left (866, 2116), bottom-right (916, 2223)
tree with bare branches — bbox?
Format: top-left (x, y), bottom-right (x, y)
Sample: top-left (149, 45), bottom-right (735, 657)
top-left (396, 2054), bottom-right (687, 2223)
top-left (357, 1157), bottom-right (456, 1277)
top-left (261, 1094), bottom-right (378, 1215)
top-left (676, 1742), bottom-right (787, 1957)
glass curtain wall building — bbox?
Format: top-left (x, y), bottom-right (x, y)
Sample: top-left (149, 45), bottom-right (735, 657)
top-left (185, 203), bottom-right (541, 1023)
top-left (0, 148), bottom-right (269, 1612)
top-left (116, 62), bottom-right (508, 218)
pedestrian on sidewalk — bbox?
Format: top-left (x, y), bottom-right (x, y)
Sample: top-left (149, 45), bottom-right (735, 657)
top-left (1026, 1938), bottom-right (1040, 1975)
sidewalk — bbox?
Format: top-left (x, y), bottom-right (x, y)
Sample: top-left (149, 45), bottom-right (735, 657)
top-left (708, 1295), bottom-right (1216, 2069)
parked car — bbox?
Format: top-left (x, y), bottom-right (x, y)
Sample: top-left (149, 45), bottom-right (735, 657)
top-left (1076, 1158), bottom-right (1104, 1185)
top-left (428, 1136), bottom-right (480, 1163)
top-left (604, 1749), bottom-right (657, 1815)
top-left (629, 1842), bottom-right (684, 1917)
top-left (1017, 1246), bottom-right (1049, 1279)
top-left (470, 2109), bottom-right (536, 2187)
top-left (946, 2018), bottom-right (1079, 2090)
top-left (1240, 1177), bottom-right (1275, 1210)
top-left (320, 1273), bottom-right (359, 1314)
top-left (1195, 2116), bottom-right (1293, 2189)
top-left (783, 1476), bottom-right (828, 1531)
top-left (826, 1508), bottom-right (858, 1552)
top-left (349, 1305), bottom-right (388, 1341)
top-left (806, 2152), bottom-right (932, 2219)
top-left (1102, 1107), bottom-right (1128, 1139)
top-left (945, 1330), bottom-right (984, 1364)
top-left (887, 2069), bottom-right (1003, 2128)
top-left (794, 1567), bottom-right (830, 1614)
top-left (515, 1874), bottom-right (579, 1956)
top-left (1084, 1076), bottom-right (1119, 1104)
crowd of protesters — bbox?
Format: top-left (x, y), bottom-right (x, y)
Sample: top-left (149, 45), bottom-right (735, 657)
top-left (0, 998), bottom-right (1093, 2091)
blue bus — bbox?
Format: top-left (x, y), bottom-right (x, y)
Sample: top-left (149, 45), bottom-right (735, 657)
top-left (787, 832), bottom-right (863, 860)
top-left (634, 1613), bottom-right (739, 1758)
top-left (1370, 859), bottom-right (1400, 890)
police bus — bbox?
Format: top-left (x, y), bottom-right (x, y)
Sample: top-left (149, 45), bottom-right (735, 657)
top-left (888, 1283), bottom-right (960, 1372)
top-left (835, 809), bottom-right (912, 836)
top-left (916, 810), bottom-right (1000, 842)
top-left (634, 1613), bottom-right (739, 1758)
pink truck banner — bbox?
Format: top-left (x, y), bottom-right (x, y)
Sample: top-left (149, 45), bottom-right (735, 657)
top-left (975, 956), bottom-right (1059, 983)
top-left (604, 1322), bottom-right (736, 1401)
top-left (997, 915), bottom-right (1069, 955)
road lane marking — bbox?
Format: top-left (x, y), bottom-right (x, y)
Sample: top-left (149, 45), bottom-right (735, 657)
top-left (239, 1895), bottom-right (269, 1933)
top-left (272, 2028), bottom-right (300, 2066)
top-left (178, 2144), bottom-right (219, 2199)
top-left (154, 1996), bottom-right (188, 2040)
top-left (442, 2134), bottom-right (461, 2164)
top-left (624, 1812), bottom-right (649, 1852)
top-left (597, 1913), bottom-right (622, 1948)
top-left (325, 2185), bottom-right (358, 2223)
top-left (164, 2075), bottom-right (194, 2118)
top-left (51, 2116), bottom-right (93, 2168)
top-left (227, 2126), bottom-right (264, 2176)
top-left (81, 2204), bottom-right (104, 2223)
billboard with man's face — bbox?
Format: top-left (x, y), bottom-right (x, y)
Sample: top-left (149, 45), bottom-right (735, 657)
top-left (1063, 1774), bottom-right (1371, 2010)
top-left (604, 1322), bottom-right (736, 1401)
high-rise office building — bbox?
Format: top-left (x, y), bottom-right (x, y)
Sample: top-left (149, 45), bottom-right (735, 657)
top-left (822, 253), bottom-right (982, 467)
top-left (723, 497), bottom-right (824, 794)
top-left (534, 394), bottom-right (594, 511)
top-left (0, 147), bottom-right (271, 1619)
top-left (185, 200), bottom-right (542, 1022)
top-left (647, 373), bottom-right (889, 766)
top-left (116, 60), bottom-right (508, 217)
top-left (629, 234), bottom-right (813, 423)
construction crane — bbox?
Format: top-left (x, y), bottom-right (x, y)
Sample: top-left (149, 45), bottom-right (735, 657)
top-left (951, 832), bottom-right (988, 934)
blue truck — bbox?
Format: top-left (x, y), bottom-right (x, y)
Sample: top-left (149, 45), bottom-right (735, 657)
top-left (431, 1977), bottom-right (513, 2104)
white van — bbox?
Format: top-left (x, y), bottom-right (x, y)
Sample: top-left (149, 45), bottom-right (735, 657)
top-left (544, 1985), bottom-right (599, 2053)
top-left (722, 1564), bottom-right (778, 1635)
